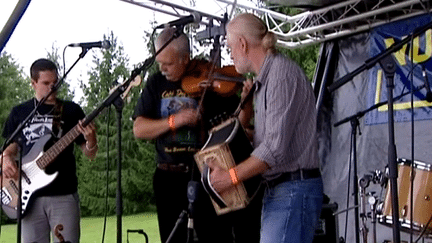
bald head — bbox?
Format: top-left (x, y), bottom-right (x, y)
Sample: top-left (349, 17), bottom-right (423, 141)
top-left (227, 13), bottom-right (277, 53)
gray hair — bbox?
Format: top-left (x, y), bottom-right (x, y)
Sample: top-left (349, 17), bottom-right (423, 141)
top-left (155, 27), bottom-right (190, 56)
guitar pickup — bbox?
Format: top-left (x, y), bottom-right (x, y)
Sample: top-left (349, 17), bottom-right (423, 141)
top-left (1, 188), bottom-right (12, 205)
top-left (22, 172), bottom-right (31, 184)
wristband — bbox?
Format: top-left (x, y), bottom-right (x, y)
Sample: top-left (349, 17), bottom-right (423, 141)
top-left (229, 167), bottom-right (240, 185)
top-left (168, 115), bottom-right (176, 130)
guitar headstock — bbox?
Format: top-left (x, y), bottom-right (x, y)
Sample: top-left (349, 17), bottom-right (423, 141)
top-left (109, 75), bottom-right (142, 103)
top-left (121, 75), bottom-right (142, 103)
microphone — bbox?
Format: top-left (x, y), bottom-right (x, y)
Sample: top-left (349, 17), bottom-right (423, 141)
top-left (422, 65), bottom-right (432, 102)
top-left (156, 12), bottom-right (201, 29)
top-left (67, 40), bottom-right (111, 49)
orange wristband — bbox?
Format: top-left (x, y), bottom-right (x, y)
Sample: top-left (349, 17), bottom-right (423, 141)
top-left (168, 115), bottom-right (175, 130)
top-left (229, 167), bottom-right (239, 185)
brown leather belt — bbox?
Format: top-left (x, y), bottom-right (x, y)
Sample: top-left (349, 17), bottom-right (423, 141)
top-left (157, 163), bottom-right (190, 173)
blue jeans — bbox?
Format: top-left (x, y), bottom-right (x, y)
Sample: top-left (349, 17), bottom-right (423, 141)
top-left (260, 177), bottom-right (323, 243)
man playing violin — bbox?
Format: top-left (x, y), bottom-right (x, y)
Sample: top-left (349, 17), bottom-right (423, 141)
top-left (132, 27), bottom-right (261, 242)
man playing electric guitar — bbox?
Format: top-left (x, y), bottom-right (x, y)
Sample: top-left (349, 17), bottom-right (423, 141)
top-left (1, 58), bottom-right (97, 243)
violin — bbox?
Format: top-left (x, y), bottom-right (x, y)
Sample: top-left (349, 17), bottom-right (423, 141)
top-left (181, 61), bottom-right (245, 97)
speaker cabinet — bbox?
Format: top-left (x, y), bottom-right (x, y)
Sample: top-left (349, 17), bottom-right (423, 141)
top-left (313, 203), bottom-right (339, 243)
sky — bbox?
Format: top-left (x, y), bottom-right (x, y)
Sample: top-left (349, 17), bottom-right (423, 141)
top-left (1, 0), bottom-right (153, 79)
top-left (0, 0), bottom-right (254, 101)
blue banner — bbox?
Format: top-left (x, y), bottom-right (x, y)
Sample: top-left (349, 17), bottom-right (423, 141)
top-left (365, 14), bottom-right (432, 125)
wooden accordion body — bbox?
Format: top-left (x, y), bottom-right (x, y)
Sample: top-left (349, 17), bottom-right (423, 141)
top-left (194, 118), bottom-right (259, 215)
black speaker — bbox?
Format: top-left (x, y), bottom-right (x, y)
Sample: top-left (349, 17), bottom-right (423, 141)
top-left (313, 203), bottom-right (339, 243)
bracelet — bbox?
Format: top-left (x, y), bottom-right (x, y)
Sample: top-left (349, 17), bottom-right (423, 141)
top-left (168, 115), bottom-right (176, 131)
top-left (229, 167), bottom-right (240, 186)
top-left (86, 141), bottom-right (98, 151)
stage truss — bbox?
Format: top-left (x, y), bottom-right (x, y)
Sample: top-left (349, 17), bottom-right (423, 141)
top-left (120, 0), bottom-right (432, 49)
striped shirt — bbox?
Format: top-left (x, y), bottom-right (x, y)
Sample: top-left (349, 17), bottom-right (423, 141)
top-left (251, 53), bottom-right (319, 180)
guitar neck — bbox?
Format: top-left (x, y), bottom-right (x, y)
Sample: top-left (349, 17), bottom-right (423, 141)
top-left (36, 125), bottom-right (81, 170)
top-left (34, 75), bottom-right (141, 170)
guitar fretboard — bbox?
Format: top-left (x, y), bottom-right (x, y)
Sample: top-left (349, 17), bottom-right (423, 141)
top-left (35, 125), bottom-right (81, 169)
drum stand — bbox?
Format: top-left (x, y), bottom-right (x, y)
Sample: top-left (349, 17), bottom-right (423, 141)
top-left (359, 171), bottom-right (384, 243)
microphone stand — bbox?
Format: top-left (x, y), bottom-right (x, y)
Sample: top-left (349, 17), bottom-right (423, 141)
top-left (334, 114), bottom-right (360, 243)
top-left (113, 96), bottom-right (124, 243)
top-left (165, 180), bottom-right (199, 243)
top-left (378, 54), bottom-right (401, 243)
top-left (0, 47), bottom-right (90, 243)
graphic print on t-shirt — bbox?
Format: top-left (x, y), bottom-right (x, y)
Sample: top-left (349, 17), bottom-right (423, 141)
top-left (161, 96), bottom-right (198, 147)
top-left (22, 114), bottom-right (53, 147)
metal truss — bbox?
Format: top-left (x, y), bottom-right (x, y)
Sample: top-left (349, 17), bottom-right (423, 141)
top-left (120, 0), bottom-right (432, 49)
top-left (218, 0), bottom-right (432, 48)
top-left (118, 0), bottom-right (234, 27)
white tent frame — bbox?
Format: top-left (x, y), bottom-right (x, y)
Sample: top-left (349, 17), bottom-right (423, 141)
top-left (120, 0), bottom-right (432, 48)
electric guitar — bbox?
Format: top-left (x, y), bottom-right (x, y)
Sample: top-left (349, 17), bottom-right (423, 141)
top-left (0, 75), bottom-right (141, 219)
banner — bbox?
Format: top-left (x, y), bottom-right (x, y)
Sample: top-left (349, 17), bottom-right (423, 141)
top-left (366, 14), bottom-right (432, 125)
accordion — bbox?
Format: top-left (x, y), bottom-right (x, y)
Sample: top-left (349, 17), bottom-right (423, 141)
top-left (194, 118), bottom-right (261, 215)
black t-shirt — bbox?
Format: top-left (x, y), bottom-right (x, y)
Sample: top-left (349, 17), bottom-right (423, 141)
top-left (2, 98), bottom-right (86, 196)
top-left (133, 61), bottom-right (240, 165)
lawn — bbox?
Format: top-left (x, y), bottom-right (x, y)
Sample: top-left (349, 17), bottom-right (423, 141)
top-left (0, 213), bottom-right (161, 243)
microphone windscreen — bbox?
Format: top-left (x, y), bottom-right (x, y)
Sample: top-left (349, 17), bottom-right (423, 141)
top-left (101, 40), bottom-right (111, 49)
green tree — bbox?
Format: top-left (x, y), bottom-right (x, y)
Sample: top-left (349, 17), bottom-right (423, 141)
top-left (46, 43), bottom-right (75, 101)
top-left (0, 52), bottom-right (32, 224)
top-left (0, 53), bottom-right (33, 143)
top-left (77, 31), bottom-right (156, 217)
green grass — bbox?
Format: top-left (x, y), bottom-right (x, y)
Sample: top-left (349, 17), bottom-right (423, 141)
top-left (0, 213), bottom-right (161, 243)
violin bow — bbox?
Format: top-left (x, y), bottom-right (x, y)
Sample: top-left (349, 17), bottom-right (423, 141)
top-left (195, 46), bottom-right (222, 118)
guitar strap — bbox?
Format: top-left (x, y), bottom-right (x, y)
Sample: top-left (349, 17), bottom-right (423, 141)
top-left (51, 99), bottom-right (64, 139)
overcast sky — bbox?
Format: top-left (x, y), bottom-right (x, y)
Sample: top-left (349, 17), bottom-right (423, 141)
top-left (1, 0), bottom-right (157, 75)
top-left (0, 0), bottom-right (162, 101)
top-left (1, 0), bottom-right (254, 101)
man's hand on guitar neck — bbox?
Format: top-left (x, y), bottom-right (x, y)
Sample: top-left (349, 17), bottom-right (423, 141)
top-left (77, 120), bottom-right (98, 160)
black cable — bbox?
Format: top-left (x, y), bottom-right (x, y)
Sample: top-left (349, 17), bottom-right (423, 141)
top-left (414, 215), bottom-right (432, 243)
top-left (344, 136), bottom-right (353, 242)
top-left (410, 32), bottom-right (415, 243)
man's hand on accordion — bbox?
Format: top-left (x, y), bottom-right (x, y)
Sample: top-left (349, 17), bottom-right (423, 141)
top-left (207, 158), bottom-right (235, 193)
